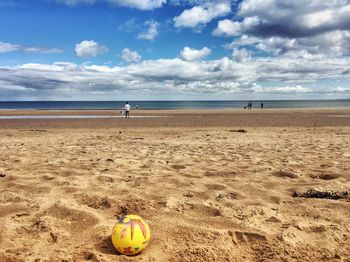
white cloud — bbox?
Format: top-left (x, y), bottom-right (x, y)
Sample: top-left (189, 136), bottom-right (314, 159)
top-left (2, 0), bottom-right (350, 100)
top-left (226, 30), bottom-right (350, 58)
top-left (1, 54), bottom-right (350, 100)
top-left (213, 19), bottom-right (241, 37)
top-left (75, 40), bottom-right (108, 58)
top-left (180, 46), bottom-right (211, 61)
top-left (232, 48), bottom-right (251, 62)
top-left (236, 0), bottom-right (350, 38)
top-left (121, 48), bottom-right (142, 63)
top-left (251, 85), bottom-right (312, 94)
top-left (24, 47), bottom-right (64, 54)
top-left (0, 41), bottom-right (63, 54)
top-left (335, 86), bottom-right (350, 92)
top-left (0, 80), bottom-right (34, 91)
top-left (138, 20), bottom-right (159, 41)
top-left (0, 42), bottom-right (20, 53)
top-left (174, 1), bottom-right (231, 29)
top-left (215, 0), bottom-right (350, 59)
top-left (271, 85), bottom-right (311, 93)
top-left (19, 62), bottom-right (79, 71)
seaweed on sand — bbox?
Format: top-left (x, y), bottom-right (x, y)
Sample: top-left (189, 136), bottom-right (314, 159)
top-left (293, 190), bottom-right (349, 200)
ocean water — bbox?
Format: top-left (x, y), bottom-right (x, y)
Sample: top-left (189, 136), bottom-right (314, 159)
top-left (0, 100), bottom-right (349, 110)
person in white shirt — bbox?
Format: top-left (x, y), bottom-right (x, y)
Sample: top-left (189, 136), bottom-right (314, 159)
top-left (124, 102), bottom-right (130, 118)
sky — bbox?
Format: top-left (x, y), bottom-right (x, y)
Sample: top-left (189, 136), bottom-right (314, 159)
top-left (0, 0), bottom-right (350, 101)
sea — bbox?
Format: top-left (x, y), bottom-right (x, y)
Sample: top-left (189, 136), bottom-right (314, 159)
top-left (0, 100), bottom-right (349, 110)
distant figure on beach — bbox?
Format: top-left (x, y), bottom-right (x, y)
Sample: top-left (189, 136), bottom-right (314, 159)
top-left (247, 101), bottom-right (252, 109)
top-left (261, 102), bottom-right (264, 109)
top-left (135, 105), bottom-right (138, 110)
top-left (124, 102), bottom-right (130, 118)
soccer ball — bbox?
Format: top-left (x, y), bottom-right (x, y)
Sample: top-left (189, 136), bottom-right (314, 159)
top-left (111, 214), bottom-right (151, 255)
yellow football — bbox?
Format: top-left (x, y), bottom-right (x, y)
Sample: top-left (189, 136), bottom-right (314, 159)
top-left (111, 214), bottom-right (151, 255)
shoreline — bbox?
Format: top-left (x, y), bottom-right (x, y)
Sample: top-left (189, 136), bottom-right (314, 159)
top-left (0, 108), bottom-right (349, 129)
top-left (1, 107), bottom-right (350, 114)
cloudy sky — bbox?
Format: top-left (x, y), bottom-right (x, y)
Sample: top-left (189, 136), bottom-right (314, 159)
top-left (0, 0), bottom-right (350, 100)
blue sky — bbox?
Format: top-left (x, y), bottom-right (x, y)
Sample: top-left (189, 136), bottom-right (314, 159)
top-left (0, 0), bottom-right (229, 64)
top-left (0, 0), bottom-right (350, 100)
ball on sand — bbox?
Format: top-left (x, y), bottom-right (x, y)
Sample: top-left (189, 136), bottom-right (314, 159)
top-left (111, 214), bottom-right (151, 255)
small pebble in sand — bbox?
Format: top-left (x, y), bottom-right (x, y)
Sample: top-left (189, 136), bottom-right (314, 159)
top-left (272, 171), bottom-right (298, 179)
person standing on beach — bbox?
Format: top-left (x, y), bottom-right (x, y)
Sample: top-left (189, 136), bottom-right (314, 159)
top-left (261, 102), bottom-right (264, 109)
top-left (124, 102), bottom-right (130, 118)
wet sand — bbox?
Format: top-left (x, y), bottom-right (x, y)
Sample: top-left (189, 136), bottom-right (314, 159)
top-left (0, 109), bottom-right (350, 261)
top-left (0, 108), bottom-right (350, 128)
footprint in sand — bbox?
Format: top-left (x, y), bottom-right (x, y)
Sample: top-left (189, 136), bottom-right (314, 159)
top-left (206, 184), bottom-right (227, 191)
top-left (174, 225), bottom-right (224, 244)
top-left (310, 173), bottom-right (340, 180)
top-left (204, 171), bottom-right (237, 178)
top-left (265, 216), bottom-right (282, 223)
top-left (123, 176), bottom-right (148, 187)
top-left (171, 245), bottom-right (235, 261)
top-left (81, 251), bottom-right (99, 261)
top-left (171, 164), bottom-right (186, 170)
top-left (140, 164), bottom-right (150, 169)
top-left (9, 183), bottom-right (51, 194)
top-left (115, 197), bottom-right (150, 217)
top-left (272, 171), bottom-right (298, 179)
top-left (0, 203), bottom-right (29, 218)
top-left (216, 192), bottom-right (239, 201)
top-left (229, 230), bottom-right (267, 244)
top-left (60, 186), bottom-right (79, 193)
top-left (75, 194), bottom-right (113, 210)
top-left (42, 175), bottom-right (55, 181)
top-left (46, 204), bottom-right (98, 231)
top-left (0, 191), bottom-right (26, 204)
top-left (188, 203), bottom-right (222, 217)
top-left (96, 175), bottom-right (114, 183)
top-left (305, 225), bottom-right (327, 233)
top-left (94, 236), bottom-right (116, 255)
top-left (181, 173), bottom-right (201, 179)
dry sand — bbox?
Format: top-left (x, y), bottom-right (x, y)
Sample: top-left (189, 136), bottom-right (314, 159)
top-left (0, 109), bottom-right (350, 261)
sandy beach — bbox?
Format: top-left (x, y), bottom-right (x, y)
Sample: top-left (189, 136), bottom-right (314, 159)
top-left (1, 109), bottom-right (350, 261)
